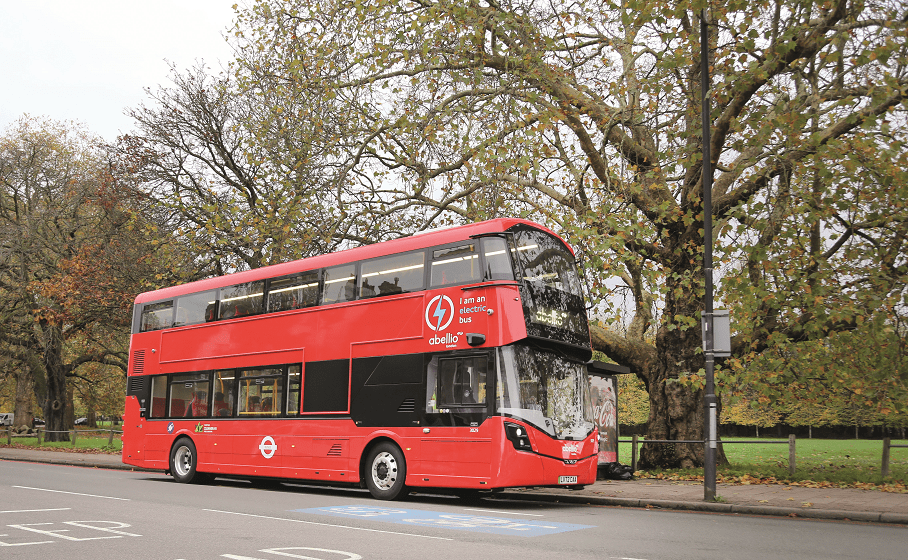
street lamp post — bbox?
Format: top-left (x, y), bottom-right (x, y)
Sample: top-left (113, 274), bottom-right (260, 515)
top-left (700, 7), bottom-right (718, 502)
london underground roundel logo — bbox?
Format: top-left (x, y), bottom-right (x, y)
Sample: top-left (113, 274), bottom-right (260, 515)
top-left (426, 295), bottom-right (454, 331)
top-left (259, 436), bottom-right (277, 459)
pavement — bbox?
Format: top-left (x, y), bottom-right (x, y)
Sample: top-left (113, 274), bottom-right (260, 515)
top-left (2, 447), bottom-right (907, 525)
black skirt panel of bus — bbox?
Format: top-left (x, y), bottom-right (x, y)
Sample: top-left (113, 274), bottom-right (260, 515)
top-left (350, 354), bottom-right (424, 427)
top-left (303, 359), bottom-right (350, 413)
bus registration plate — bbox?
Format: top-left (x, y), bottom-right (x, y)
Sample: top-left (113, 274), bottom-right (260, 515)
top-left (558, 476), bottom-right (578, 485)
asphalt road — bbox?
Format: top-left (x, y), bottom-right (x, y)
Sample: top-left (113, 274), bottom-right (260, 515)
top-left (1, 461), bottom-right (906, 560)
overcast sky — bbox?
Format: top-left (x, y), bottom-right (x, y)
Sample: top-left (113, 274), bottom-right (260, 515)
top-left (0, 1), bottom-right (238, 141)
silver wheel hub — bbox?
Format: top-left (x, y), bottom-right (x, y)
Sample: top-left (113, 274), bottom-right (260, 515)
top-left (174, 445), bottom-right (193, 477)
top-left (370, 451), bottom-right (398, 491)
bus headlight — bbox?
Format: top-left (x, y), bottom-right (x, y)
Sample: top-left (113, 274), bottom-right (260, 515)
top-left (504, 422), bottom-right (533, 451)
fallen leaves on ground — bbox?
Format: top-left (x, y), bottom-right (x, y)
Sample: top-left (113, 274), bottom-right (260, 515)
top-left (635, 470), bottom-right (907, 493)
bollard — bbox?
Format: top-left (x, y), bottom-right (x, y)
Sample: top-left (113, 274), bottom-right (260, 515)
top-left (108, 429), bottom-right (115, 447)
top-left (632, 434), bottom-right (639, 472)
top-left (6, 427), bottom-right (10, 445)
top-left (72, 429), bottom-right (77, 447)
top-left (37, 428), bottom-right (42, 445)
top-left (789, 434), bottom-right (796, 476)
top-left (882, 437), bottom-right (891, 477)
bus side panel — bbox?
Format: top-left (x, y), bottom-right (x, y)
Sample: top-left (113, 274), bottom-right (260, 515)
top-left (411, 423), bottom-right (493, 486)
top-left (159, 312), bottom-right (314, 372)
top-left (146, 428), bottom-right (181, 465)
top-left (121, 396), bottom-right (147, 468)
top-left (208, 419), bottom-right (359, 482)
top-left (492, 285), bottom-right (529, 346)
top-left (319, 294), bottom-right (425, 362)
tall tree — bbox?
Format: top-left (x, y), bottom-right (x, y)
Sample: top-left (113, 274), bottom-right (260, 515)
top-left (127, 64), bottom-right (378, 273)
top-left (0, 117), bottom-right (173, 440)
top-left (229, 0), bottom-right (907, 467)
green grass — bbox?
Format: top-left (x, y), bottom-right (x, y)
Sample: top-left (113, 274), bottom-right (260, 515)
top-left (618, 437), bottom-right (908, 488)
top-left (2, 427), bottom-right (122, 453)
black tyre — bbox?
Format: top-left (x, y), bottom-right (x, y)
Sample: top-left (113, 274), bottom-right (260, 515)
top-left (364, 442), bottom-right (409, 500)
top-left (169, 437), bottom-right (206, 484)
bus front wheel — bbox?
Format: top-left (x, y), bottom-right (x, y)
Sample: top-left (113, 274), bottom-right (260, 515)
top-left (169, 437), bottom-right (207, 484)
top-left (365, 442), bottom-right (409, 500)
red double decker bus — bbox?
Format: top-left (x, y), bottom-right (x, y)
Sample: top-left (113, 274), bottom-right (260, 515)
top-left (122, 218), bottom-right (597, 499)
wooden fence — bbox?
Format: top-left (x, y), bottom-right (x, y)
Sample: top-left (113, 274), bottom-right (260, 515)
top-left (882, 438), bottom-right (908, 477)
top-left (623, 434), bottom-right (799, 476)
top-left (5, 427), bottom-right (122, 448)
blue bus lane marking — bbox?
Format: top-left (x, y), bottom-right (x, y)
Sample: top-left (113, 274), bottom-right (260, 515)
top-left (290, 505), bottom-right (595, 537)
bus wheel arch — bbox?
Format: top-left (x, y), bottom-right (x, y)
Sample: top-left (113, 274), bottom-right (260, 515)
top-left (168, 436), bottom-right (209, 484)
top-left (361, 438), bottom-right (410, 500)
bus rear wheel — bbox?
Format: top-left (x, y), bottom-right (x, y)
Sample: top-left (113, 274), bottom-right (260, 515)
top-left (365, 442), bottom-right (409, 500)
top-left (169, 437), bottom-right (208, 484)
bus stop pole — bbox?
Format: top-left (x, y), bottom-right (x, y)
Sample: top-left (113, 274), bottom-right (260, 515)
top-left (701, 7), bottom-right (717, 502)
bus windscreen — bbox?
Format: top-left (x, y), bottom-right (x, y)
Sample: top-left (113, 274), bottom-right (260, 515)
top-left (496, 344), bottom-right (594, 441)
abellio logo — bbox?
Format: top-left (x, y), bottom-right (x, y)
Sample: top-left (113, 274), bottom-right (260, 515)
top-left (425, 295), bottom-right (455, 331)
top-left (426, 295), bottom-right (458, 346)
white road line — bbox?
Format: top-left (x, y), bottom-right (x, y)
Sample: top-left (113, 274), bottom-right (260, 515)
top-left (12, 486), bottom-right (130, 501)
top-left (203, 509), bottom-right (454, 541)
top-left (0, 508), bottom-right (72, 514)
top-left (462, 508), bottom-right (545, 517)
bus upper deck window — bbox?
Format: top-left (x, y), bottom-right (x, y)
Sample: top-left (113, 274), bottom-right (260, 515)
top-left (174, 290), bottom-right (218, 327)
top-left (323, 264), bottom-right (356, 304)
top-left (360, 251), bottom-right (425, 298)
top-left (140, 301), bottom-right (173, 332)
top-left (430, 244), bottom-right (480, 287)
top-left (219, 281), bottom-right (264, 319)
top-left (268, 272), bottom-right (319, 312)
top-left (482, 237), bottom-right (515, 281)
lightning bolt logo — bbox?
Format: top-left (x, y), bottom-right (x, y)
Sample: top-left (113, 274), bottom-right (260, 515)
top-left (425, 295), bottom-right (454, 331)
top-left (433, 296), bottom-right (447, 331)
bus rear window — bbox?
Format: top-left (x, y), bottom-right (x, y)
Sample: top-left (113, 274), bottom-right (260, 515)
top-left (140, 301), bottom-right (173, 332)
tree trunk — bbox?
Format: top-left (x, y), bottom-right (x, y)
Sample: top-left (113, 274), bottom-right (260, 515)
top-left (39, 320), bottom-right (69, 443)
top-left (13, 365), bottom-right (34, 429)
top-left (639, 262), bottom-right (728, 469)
